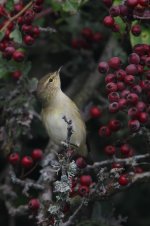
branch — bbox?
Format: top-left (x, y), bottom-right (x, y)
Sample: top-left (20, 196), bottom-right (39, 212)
top-left (92, 170), bottom-right (150, 201)
top-left (0, 1), bottom-right (33, 32)
top-left (87, 153), bottom-right (150, 169)
top-left (73, 37), bottom-right (120, 108)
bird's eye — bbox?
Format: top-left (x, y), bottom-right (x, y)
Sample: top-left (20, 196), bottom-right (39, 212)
top-left (48, 78), bottom-right (53, 83)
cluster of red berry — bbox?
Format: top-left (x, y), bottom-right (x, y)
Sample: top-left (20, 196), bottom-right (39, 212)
top-left (8, 148), bottom-right (43, 168)
top-left (71, 27), bottom-right (103, 50)
top-left (98, 44), bottom-right (150, 136)
top-left (70, 174), bottom-right (95, 197)
top-left (102, 0), bottom-right (149, 35)
top-left (8, 148), bottom-right (43, 211)
top-left (0, 0), bottom-right (44, 79)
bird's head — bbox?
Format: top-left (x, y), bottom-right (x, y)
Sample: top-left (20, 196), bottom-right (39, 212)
top-left (36, 69), bottom-right (61, 106)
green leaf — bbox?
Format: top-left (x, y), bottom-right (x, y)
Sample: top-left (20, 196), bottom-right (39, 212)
top-left (113, 0), bottom-right (121, 5)
top-left (130, 26), bottom-right (150, 47)
top-left (5, 0), bottom-right (14, 11)
top-left (62, 0), bottom-right (79, 13)
top-left (10, 28), bottom-right (22, 44)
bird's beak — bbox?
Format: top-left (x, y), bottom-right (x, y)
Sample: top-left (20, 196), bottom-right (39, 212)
top-left (57, 66), bottom-right (63, 74)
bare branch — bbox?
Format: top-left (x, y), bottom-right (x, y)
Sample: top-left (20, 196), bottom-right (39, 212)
top-left (87, 153), bottom-right (150, 169)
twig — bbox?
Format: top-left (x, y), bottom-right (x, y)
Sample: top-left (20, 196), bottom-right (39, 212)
top-left (62, 201), bottom-right (85, 226)
top-left (62, 116), bottom-right (73, 146)
top-left (39, 26), bottom-right (56, 33)
top-left (0, 1), bottom-right (33, 32)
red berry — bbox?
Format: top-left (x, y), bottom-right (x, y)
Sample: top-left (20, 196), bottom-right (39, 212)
top-left (115, 69), bottom-right (126, 81)
top-left (146, 57), bottom-right (150, 68)
top-left (17, 16), bottom-right (24, 25)
top-left (28, 198), bottom-right (40, 211)
top-left (134, 166), bottom-right (144, 173)
top-left (109, 102), bottom-right (119, 113)
top-left (112, 23), bottom-right (120, 32)
top-left (106, 82), bottom-right (117, 93)
top-left (131, 24), bottom-right (141, 36)
top-left (90, 106), bottom-right (102, 118)
top-left (118, 175), bottom-right (128, 186)
top-left (105, 73), bottom-right (116, 83)
top-left (3, 46), bottom-right (15, 59)
top-left (14, 3), bottom-right (24, 13)
top-left (121, 90), bottom-right (130, 98)
top-left (131, 85), bottom-right (142, 94)
top-left (128, 53), bottom-right (140, 65)
top-left (102, 0), bottom-right (113, 7)
top-left (13, 50), bottom-right (25, 62)
top-left (8, 153), bottom-right (20, 165)
top-left (103, 16), bottom-right (114, 27)
top-left (119, 5), bottom-right (128, 16)
top-left (138, 112), bottom-right (148, 123)
top-left (98, 61), bottom-right (109, 73)
top-left (127, 0), bottom-right (139, 7)
top-left (104, 145), bottom-right (116, 155)
top-left (80, 175), bottom-right (92, 186)
top-left (108, 57), bottom-right (121, 70)
top-left (108, 92), bottom-right (120, 102)
top-left (81, 27), bottom-right (93, 40)
top-left (128, 107), bottom-right (138, 118)
top-left (99, 126), bottom-right (111, 137)
top-left (31, 149), bottom-right (43, 161)
top-left (120, 144), bottom-right (130, 155)
top-left (126, 93), bottom-right (139, 105)
top-left (117, 82), bottom-right (125, 91)
top-left (109, 119), bottom-right (121, 131)
top-left (23, 35), bottom-right (34, 45)
top-left (78, 185), bottom-right (89, 196)
top-left (92, 32), bottom-right (103, 42)
top-left (112, 162), bottom-right (123, 168)
top-left (32, 26), bottom-right (40, 38)
top-left (76, 157), bottom-right (87, 168)
top-left (32, 3), bottom-right (43, 13)
top-left (118, 98), bottom-right (127, 109)
top-left (136, 101), bottom-right (146, 112)
top-left (140, 80), bottom-right (150, 91)
top-left (35, 0), bottom-right (44, 4)
top-left (139, 0), bottom-right (149, 6)
top-left (127, 147), bottom-right (135, 157)
top-left (128, 119), bottom-right (140, 132)
top-left (23, 10), bottom-right (35, 24)
top-left (125, 64), bottom-right (138, 75)
top-left (137, 65), bottom-right (144, 74)
top-left (109, 6), bottom-right (120, 17)
top-left (71, 39), bottom-right (81, 49)
top-left (11, 70), bottom-right (22, 80)
top-left (21, 156), bottom-right (33, 168)
top-left (124, 75), bottom-right (135, 86)
top-left (0, 6), bottom-right (5, 18)
top-left (21, 24), bottom-right (33, 34)
top-left (0, 41), bottom-right (7, 51)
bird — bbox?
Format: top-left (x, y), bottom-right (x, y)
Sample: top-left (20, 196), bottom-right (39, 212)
top-left (36, 69), bottom-right (87, 157)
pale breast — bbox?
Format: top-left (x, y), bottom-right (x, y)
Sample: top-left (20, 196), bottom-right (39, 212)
top-left (41, 94), bottom-right (86, 147)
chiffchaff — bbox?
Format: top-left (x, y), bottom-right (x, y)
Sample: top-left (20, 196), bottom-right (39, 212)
top-left (36, 69), bottom-right (87, 156)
